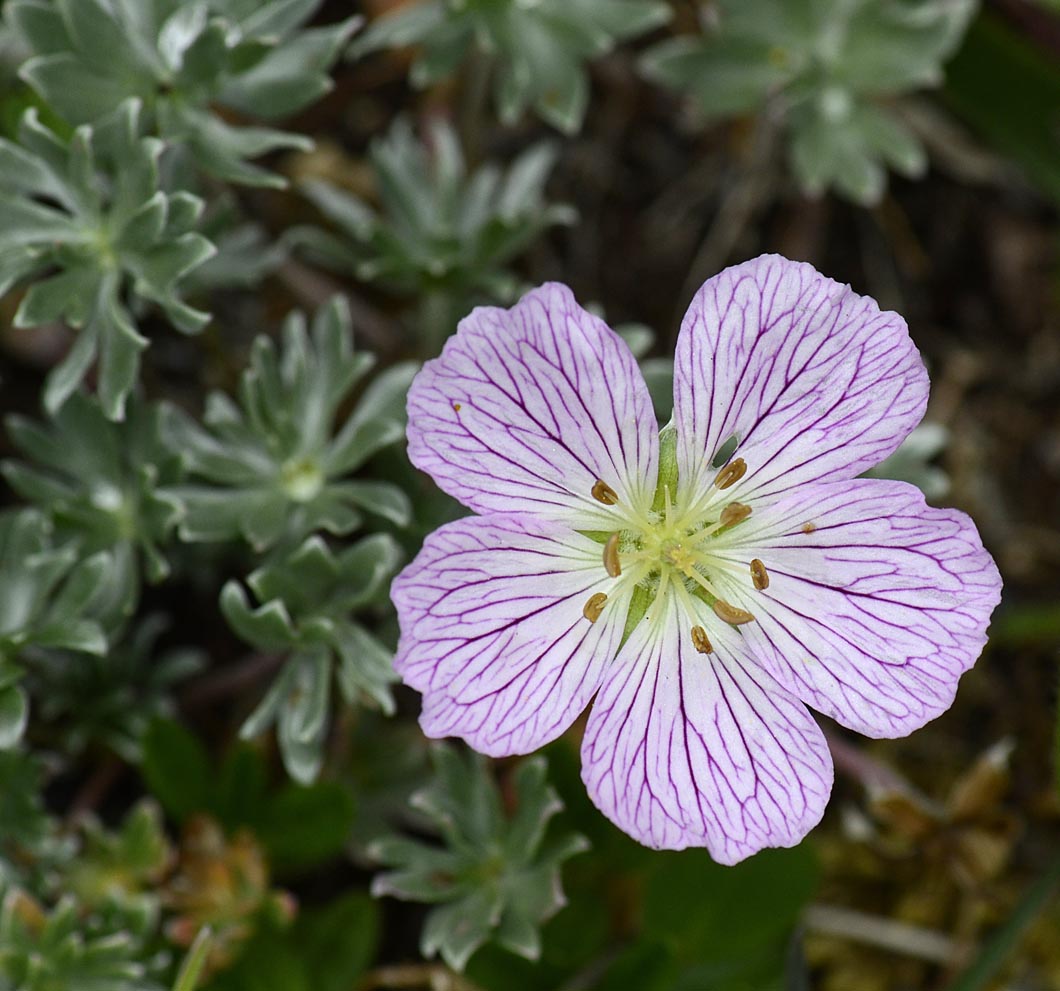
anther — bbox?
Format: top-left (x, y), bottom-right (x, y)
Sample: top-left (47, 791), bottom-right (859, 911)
top-left (583, 592), bottom-right (608, 623)
top-left (712, 598), bottom-right (755, 625)
top-left (713, 458), bottom-right (746, 490)
top-left (719, 502), bottom-right (752, 527)
top-left (591, 479), bottom-right (618, 505)
top-left (691, 625), bottom-right (713, 654)
top-left (750, 558), bottom-right (769, 590)
top-left (603, 533), bottom-right (621, 578)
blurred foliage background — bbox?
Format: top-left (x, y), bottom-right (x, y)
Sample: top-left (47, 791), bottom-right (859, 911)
top-left (0, 0), bottom-right (1057, 989)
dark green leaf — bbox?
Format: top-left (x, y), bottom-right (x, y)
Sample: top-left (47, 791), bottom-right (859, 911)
top-left (141, 719), bottom-right (213, 821)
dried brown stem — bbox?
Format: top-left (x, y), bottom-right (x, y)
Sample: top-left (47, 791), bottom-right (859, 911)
top-left (179, 652), bottom-right (286, 709)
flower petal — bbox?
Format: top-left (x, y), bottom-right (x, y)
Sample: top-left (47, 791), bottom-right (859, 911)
top-left (713, 478), bottom-right (1001, 737)
top-left (407, 283), bottom-right (659, 525)
top-left (391, 514), bottom-right (628, 757)
top-left (580, 594), bottom-right (833, 861)
top-left (674, 255), bottom-right (928, 502)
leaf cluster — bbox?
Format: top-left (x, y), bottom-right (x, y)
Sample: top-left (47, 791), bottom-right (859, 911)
top-left (161, 297), bottom-right (415, 551)
top-left (371, 746), bottom-right (589, 971)
top-left (351, 0), bottom-right (671, 134)
top-left (4, 392), bottom-right (183, 605)
top-left (6, 0), bottom-right (357, 187)
top-left (0, 509), bottom-right (115, 749)
top-left (26, 617), bottom-right (202, 762)
top-left (222, 534), bottom-right (402, 783)
top-left (1, 294), bottom-right (410, 766)
top-left (0, 100), bottom-right (214, 418)
top-left (0, 889), bottom-right (164, 991)
top-left (641, 0), bottom-right (978, 203)
top-left (0, 800), bottom-right (172, 991)
top-left (298, 118), bottom-right (575, 343)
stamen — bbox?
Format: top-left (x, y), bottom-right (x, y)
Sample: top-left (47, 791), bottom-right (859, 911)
top-left (603, 533), bottom-right (622, 577)
top-left (712, 598), bottom-right (755, 625)
top-left (719, 502), bottom-right (752, 527)
top-left (583, 592), bottom-right (608, 623)
top-left (591, 479), bottom-right (618, 505)
top-left (750, 558), bottom-right (769, 590)
top-left (690, 625), bottom-right (713, 654)
top-left (713, 458), bottom-right (747, 490)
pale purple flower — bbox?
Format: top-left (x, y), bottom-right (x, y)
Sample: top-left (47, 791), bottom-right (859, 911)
top-left (391, 254), bottom-right (1001, 863)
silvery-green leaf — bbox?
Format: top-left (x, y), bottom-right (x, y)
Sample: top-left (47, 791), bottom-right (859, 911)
top-left (20, 52), bottom-right (140, 122)
top-left (220, 580), bottom-right (297, 651)
top-left (0, 685), bottom-right (29, 749)
top-left (219, 17), bottom-right (358, 119)
top-left (334, 621), bottom-right (396, 713)
top-left (5, 0), bottom-right (67, 57)
top-left (14, 265), bottom-right (96, 328)
top-left (332, 481), bottom-right (411, 528)
top-left (158, 3), bottom-right (209, 71)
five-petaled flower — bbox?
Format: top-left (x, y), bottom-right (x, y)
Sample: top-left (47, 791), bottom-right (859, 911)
top-left (391, 254), bottom-right (1001, 863)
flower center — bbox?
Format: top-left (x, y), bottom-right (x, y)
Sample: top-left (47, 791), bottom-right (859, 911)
top-left (661, 537), bottom-right (696, 572)
top-left (615, 491), bottom-right (746, 613)
top-left (581, 430), bottom-right (767, 646)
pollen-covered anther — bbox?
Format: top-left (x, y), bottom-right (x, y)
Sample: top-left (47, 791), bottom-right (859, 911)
top-left (690, 625), bottom-right (713, 654)
top-left (719, 502), bottom-right (752, 527)
top-left (591, 479), bottom-right (619, 505)
top-left (750, 558), bottom-right (769, 590)
top-left (603, 533), bottom-right (622, 577)
top-left (583, 592), bottom-right (608, 623)
top-left (713, 457), bottom-right (747, 490)
top-left (712, 598), bottom-right (755, 626)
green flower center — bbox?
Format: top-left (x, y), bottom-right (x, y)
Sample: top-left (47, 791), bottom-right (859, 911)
top-left (582, 427), bottom-right (765, 646)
